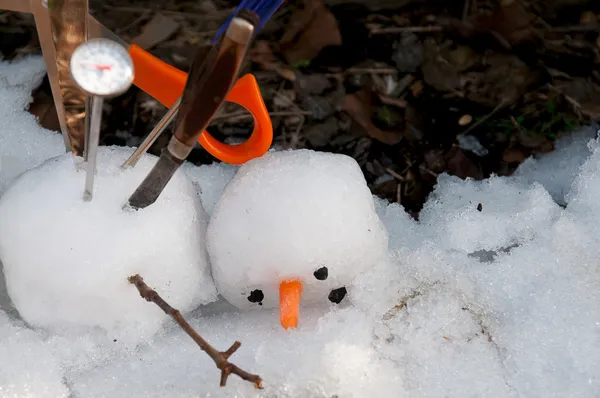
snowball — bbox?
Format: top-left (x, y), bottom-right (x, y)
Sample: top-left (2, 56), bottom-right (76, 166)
top-left (206, 149), bottom-right (388, 311)
top-left (0, 146), bottom-right (217, 345)
top-left (0, 311), bottom-right (69, 397)
top-left (419, 174), bottom-right (561, 254)
top-left (514, 125), bottom-right (598, 205)
top-left (0, 55), bottom-right (65, 195)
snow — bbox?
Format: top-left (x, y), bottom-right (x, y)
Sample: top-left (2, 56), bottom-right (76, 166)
top-left (419, 174), bottom-right (561, 255)
top-left (0, 146), bottom-right (217, 346)
top-left (514, 124), bottom-right (599, 206)
top-left (0, 55), bottom-right (65, 194)
top-left (183, 161), bottom-right (239, 217)
top-left (0, 56), bottom-right (599, 398)
top-left (0, 312), bottom-right (70, 398)
top-left (206, 149), bottom-right (389, 311)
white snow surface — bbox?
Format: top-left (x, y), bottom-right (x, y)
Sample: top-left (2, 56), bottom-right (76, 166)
top-left (0, 146), bottom-right (217, 346)
top-left (206, 149), bottom-right (389, 310)
top-left (0, 312), bottom-right (69, 398)
top-left (0, 57), bottom-right (599, 398)
top-left (0, 55), bottom-right (65, 194)
top-left (514, 124), bottom-right (599, 205)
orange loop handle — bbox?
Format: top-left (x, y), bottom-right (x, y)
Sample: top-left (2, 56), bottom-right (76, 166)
top-left (128, 44), bottom-right (272, 165)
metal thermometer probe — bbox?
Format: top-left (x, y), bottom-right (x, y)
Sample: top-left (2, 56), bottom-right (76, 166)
top-left (70, 38), bottom-right (134, 201)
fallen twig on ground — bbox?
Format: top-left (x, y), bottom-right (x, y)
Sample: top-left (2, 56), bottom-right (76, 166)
top-left (128, 274), bottom-right (263, 389)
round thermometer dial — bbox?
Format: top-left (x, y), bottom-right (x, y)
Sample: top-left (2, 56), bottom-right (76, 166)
top-left (70, 38), bottom-right (134, 97)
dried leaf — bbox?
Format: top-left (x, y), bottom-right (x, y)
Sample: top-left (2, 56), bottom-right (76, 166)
top-left (424, 149), bottom-right (446, 173)
top-left (130, 13), bottom-right (180, 50)
top-left (279, 0), bottom-right (342, 64)
top-left (445, 147), bottom-right (483, 179)
top-left (470, 1), bottom-right (536, 47)
top-left (404, 103), bottom-right (424, 142)
top-left (463, 54), bottom-right (535, 107)
top-left (341, 89), bottom-right (403, 145)
top-left (249, 40), bottom-right (297, 81)
top-left (27, 90), bottom-right (60, 133)
top-left (420, 39), bottom-right (463, 93)
top-left (304, 116), bottom-right (339, 147)
top-left (392, 33), bottom-right (423, 73)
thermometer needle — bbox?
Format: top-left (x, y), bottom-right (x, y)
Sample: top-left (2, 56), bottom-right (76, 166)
top-left (69, 38), bottom-right (134, 202)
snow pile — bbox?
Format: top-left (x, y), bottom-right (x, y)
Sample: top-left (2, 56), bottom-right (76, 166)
top-left (0, 55), bottom-right (65, 194)
top-left (419, 174), bottom-right (561, 255)
top-left (0, 56), bottom-right (599, 397)
top-left (0, 311), bottom-right (69, 398)
top-left (514, 124), bottom-right (598, 205)
top-left (0, 146), bottom-right (217, 345)
top-left (71, 307), bottom-right (405, 398)
top-left (207, 149), bottom-right (389, 311)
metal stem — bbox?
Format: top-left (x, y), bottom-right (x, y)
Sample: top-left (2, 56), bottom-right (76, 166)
top-left (121, 97), bottom-right (181, 169)
top-left (83, 96), bottom-right (103, 201)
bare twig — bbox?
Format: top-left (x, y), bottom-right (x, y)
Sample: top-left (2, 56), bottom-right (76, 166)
top-left (103, 4), bottom-right (234, 20)
top-left (462, 0), bottom-right (470, 21)
top-left (128, 274), bottom-right (263, 389)
top-left (211, 110), bottom-right (311, 124)
top-left (370, 26), bottom-right (443, 34)
top-left (460, 101), bottom-right (507, 135)
top-left (386, 167), bottom-right (406, 181)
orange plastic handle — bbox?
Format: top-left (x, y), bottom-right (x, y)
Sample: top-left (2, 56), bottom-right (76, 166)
top-left (128, 44), bottom-right (272, 165)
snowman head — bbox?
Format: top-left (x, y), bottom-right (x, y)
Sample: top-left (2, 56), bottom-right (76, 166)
top-left (206, 149), bottom-right (389, 329)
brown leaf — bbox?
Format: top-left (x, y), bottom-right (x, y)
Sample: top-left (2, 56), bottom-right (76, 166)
top-left (420, 39), bottom-right (463, 93)
top-left (503, 147), bottom-right (527, 164)
top-left (249, 40), bottom-right (297, 81)
top-left (463, 54), bottom-right (535, 107)
top-left (404, 103), bottom-right (424, 142)
top-left (130, 13), bottom-right (180, 50)
top-left (424, 149), bottom-right (446, 173)
top-left (341, 89), bottom-right (403, 145)
top-left (445, 147), bottom-right (483, 179)
top-left (27, 90), bottom-right (60, 133)
top-left (304, 116), bottom-right (339, 147)
top-left (518, 129), bottom-right (551, 149)
top-left (279, 0), bottom-right (342, 64)
top-left (470, 1), bottom-right (536, 47)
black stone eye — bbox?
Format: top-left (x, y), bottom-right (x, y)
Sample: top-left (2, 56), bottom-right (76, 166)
top-left (247, 289), bottom-right (264, 306)
top-left (328, 287), bottom-right (347, 304)
top-left (313, 266), bottom-right (328, 280)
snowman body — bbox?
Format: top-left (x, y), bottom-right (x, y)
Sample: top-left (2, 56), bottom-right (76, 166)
top-left (206, 149), bottom-right (389, 322)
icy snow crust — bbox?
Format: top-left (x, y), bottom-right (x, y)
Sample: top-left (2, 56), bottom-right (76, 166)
top-left (0, 56), bottom-right (599, 398)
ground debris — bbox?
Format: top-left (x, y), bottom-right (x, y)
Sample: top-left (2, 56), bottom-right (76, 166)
top-left (7, 0), bottom-right (600, 215)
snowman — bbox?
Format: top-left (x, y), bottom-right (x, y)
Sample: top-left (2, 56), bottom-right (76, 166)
top-left (206, 149), bottom-right (389, 328)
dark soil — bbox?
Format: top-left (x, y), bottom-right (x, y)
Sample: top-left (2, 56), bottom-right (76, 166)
top-left (2, 0), bottom-right (599, 218)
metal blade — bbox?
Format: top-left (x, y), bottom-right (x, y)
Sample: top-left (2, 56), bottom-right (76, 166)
top-left (126, 148), bottom-right (183, 209)
top-left (127, 16), bottom-right (257, 210)
top-left (121, 97), bottom-right (181, 169)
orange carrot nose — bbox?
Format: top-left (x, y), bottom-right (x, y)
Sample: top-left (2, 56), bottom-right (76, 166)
top-left (279, 280), bottom-right (303, 329)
